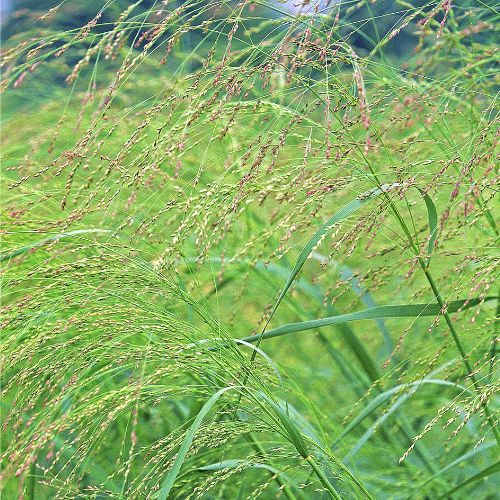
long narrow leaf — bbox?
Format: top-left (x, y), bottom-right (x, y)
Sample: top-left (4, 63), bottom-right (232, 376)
top-left (157, 386), bottom-right (238, 500)
top-left (197, 458), bottom-right (303, 497)
top-left (261, 182), bottom-right (439, 333)
top-left (241, 297), bottom-right (494, 344)
top-left (198, 460), bottom-right (278, 472)
top-left (261, 183), bottom-right (402, 329)
top-left (0, 229), bottom-right (111, 262)
top-left (415, 442), bottom-right (496, 493)
top-left (419, 189), bottom-right (438, 266)
top-left (437, 461), bottom-right (500, 499)
top-left (259, 393), bottom-right (310, 458)
top-left (333, 379), bottom-right (472, 447)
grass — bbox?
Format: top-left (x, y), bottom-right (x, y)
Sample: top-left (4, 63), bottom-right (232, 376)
top-left (1, 0), bottom-right (499, 498)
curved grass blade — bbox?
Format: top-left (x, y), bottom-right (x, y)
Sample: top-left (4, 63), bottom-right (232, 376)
top-left (198, 459), bottom-right (277, 472)
top-left (157, 386), bottom-right (239, 500)
top-left (258, 395), bottom-right (341, 499)
top-left (332, 379), bottom-right (472, 448)
top-left (157, 385), bottom-right (343, 499)
top-left (346, 384), bottom-right (473, 460)
top-left (414, 441), bottom-right (496, 495)
top-left (241, 297), bottom-right (494, 344)
top-left (256, 183), bottom-right (403, 338)
top-left (0, 229), bottom-right (112, 262)
top-left (260, 259), bottom-right (382, 384)
top-left (251, 183), bottom-right (438, 354)
top-left (262, 183), bottom-right (438, 330)
top-left (197, 460), bottom-right (303, 500)
top-left (418, 189), bottom-right (438, 267)
top-left (258, 393), bottom-right (372, 500)
top-left (259, 393), bottom-right (310, 459)
top-left (190, 338), bottom-right (285, 393)
top-left (437, 460), bottom-right (500, 499)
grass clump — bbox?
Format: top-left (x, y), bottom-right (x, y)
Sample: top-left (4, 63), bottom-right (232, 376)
top-left (1, 1), bottom-right (499, 498)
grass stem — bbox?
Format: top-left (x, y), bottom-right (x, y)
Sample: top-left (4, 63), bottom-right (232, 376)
top-left (305, 456), bottom-right (342, 500)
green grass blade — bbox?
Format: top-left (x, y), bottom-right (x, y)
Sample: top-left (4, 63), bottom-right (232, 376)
top-left (259, 393), bottom-right (310, 459)
top-left (157, 386), bottom-right (238, 500)
top-left (198, 459), bottom-right (246, 471)
top-left (437, 461), bottom-right (500, 499)
top-left (336, 263), bottom-right (393, 358)
top-left (414, 441), bottom-right (496, 494)
top-left (198, 460), bottom-right (285, 475)
top-left (258, 394), bottom-right (372, 500)
top-left (241, 297), bottom-right (494, 344)
top-left (333, 379), bottom-right (472, 447)
top-left (259, 183), bottom-right (402, 332)
top-left (0, 229), bottom-right (112, 262)
top-left (418, 189), bottom-right (438, 267)
top-left (261, 183), bottom-right (437, 334)
top-left (197, 459), bottom-right (302, 498)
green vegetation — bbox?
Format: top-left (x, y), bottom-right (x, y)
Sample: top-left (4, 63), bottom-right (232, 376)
top-left (1, 1), bottom-right (498, 498)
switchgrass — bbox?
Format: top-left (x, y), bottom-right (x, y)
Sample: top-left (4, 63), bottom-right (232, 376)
top-left (1, 1), bottom-right (499, 498)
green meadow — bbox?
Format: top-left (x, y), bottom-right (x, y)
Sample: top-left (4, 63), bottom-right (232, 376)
top-left (1, 1), bottom-right (498, 498)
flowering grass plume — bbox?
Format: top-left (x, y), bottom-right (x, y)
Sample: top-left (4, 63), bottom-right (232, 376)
top-left (1, 1), bottom-right (498, 498)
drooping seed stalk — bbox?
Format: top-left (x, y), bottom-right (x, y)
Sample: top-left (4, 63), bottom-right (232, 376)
top-left (372, 174), bottom-right (500, 447)
top-left (264, 32), bottom-right (498, 445)
top-left (342, 112), bottom-right (500, 447)
top-left (419, 263), bottom-right (500, 446)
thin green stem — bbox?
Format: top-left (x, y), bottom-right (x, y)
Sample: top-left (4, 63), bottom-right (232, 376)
top-left (489, 292), bottom-right (499, 384)
top-left (246, 434), bottom-right (301, 500)
top-left (420, 263), bottom-right (500, 447)
top-left (29, 459), bottom-right (36, 500)
top-left (358, 129), bottom-right (499, 447)
top-left (305, 455), bottom-right (342, 500)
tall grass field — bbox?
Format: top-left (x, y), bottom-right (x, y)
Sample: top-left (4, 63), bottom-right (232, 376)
top-left (1, 1), bottom-right (499, 498)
